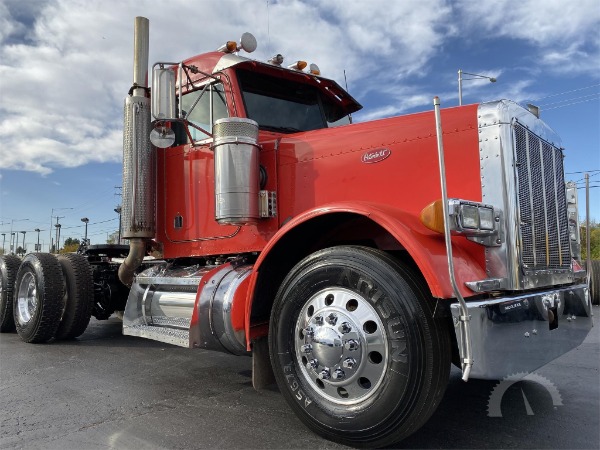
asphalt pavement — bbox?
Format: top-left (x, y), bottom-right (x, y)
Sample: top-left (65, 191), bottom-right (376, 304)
top-left (1, 307), bottom-right (598, 449)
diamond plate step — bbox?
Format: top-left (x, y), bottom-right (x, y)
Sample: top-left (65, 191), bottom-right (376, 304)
top-left (124, 323), bottom-right (190, 348)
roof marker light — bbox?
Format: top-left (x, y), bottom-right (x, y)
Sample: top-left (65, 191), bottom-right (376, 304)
top-left (217, 32), bottom-right (257, 54)
top-left (288, 60), bottom-right (307, 71)
top-left (268, 54), bottom-right (284, 66)
top-left (309, 63), bottom-right (320, 75)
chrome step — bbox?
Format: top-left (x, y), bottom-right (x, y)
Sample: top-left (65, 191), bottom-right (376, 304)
top-left (124, 320), bottom-right (190, 347)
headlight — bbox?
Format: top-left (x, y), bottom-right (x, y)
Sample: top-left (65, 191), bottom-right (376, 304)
top-left (460, 204), bottom-right (479, 229)
top-left (478, 207), bottom-right (495, 230)
top-left (420, 199), bottom-right (502, 246)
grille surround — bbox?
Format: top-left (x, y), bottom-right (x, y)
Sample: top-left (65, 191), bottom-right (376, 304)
top-left (476, 100), bottom-right (574, 292)
top-left (514, 122), bottom-right (570, 273)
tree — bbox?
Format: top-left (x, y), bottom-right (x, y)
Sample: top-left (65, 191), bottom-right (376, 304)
top-left (60, 237), bottom-right (80, 254)
top-left (580, 221), bottom-right (600, 260)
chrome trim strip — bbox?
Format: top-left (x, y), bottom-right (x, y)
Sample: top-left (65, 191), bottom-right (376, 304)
top-left (551, 150), bottom-right (563, 266)
top-left (524, 130), bottom-right (537, 267)
top-left (538, 136), bottom-right (550, 266)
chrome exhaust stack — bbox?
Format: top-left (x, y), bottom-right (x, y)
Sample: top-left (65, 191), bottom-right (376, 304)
top-left (119, 16), bottom-right (154, 286)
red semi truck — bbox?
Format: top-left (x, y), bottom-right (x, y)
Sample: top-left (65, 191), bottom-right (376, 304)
top-left (0, 17), bottom-right (593, 447)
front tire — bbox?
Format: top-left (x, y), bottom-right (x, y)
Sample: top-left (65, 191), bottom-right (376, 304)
top-left (269, 246), bottom-right (450, 448)
top-left (14, 253), bottom-right (64, 343)
top-left (0, 254), bottom-right (21, 332)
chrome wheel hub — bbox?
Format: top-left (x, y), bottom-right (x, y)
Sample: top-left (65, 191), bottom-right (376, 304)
top-left (16, 272), bottom-right (37, 325)
top-left (295, 287), bottom-right (388, 405)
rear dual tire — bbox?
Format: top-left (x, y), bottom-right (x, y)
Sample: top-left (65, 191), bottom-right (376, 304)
top-left (56, 254), bottom-right (94, 340)
top-left (14, 253), bottom-right (64, 343)
top-left (0, 254), bottom-right (21, 332)
top-left (12, 253), bottom-right (94, 343)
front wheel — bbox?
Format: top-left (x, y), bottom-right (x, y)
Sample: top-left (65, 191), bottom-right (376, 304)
top-left (269, 246), bottom-right (451, 448)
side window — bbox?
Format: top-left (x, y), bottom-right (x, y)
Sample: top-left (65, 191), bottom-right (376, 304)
top-left (181, 83), bottom-right (228, 141)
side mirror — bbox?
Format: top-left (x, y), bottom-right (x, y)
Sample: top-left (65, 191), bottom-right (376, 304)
top-left (152, 66), bottom-right (176, 120)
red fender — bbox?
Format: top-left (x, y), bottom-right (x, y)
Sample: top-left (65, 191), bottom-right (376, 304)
top-left (244, 201), bottom-right (487, 348)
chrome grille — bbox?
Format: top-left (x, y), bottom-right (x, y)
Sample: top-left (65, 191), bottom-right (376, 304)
top-left (514, 123), bottom-right (570, 272)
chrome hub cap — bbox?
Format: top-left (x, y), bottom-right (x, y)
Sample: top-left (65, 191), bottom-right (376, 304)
top-left (16, 272), bottom-right (37, 325)
top-left (295, 287), bottom-right (388, 405)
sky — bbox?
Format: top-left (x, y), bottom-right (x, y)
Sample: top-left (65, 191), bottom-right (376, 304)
top-left (1, 0), bottom-right (599, 252)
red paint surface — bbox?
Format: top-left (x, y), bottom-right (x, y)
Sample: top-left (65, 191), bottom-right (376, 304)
top-left (154, 58), bottom-right (485, 346)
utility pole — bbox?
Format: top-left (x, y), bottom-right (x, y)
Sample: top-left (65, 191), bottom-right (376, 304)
top-left (114, 206), bottom-right (122, 244)
top-left (55, 221), bottom-right (62, 254)
top-left (35, 228), bottom-right (41, 251)
top-left (81, 217), bottom-right (89, 245)
top-left (50, 207), bottom-right (73, 253)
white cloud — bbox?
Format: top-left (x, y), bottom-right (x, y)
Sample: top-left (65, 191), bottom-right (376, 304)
top-left (0, 0), bottom-right (598, 175)
top-left (454, 0), bottom-right (600, 75)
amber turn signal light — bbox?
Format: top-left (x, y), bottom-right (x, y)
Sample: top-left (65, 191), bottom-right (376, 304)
top-left (420, 200), bottom-right (446, 234)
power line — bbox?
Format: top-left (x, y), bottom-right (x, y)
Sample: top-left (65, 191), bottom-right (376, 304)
top-left (566, 170), bottom-right (600, 174)
top-left (541, 96), bottom-right (599, 111)
top-left (59, 217), bottom-right (118, 230)
top-left (539, 92), bottom-right (600, 108)
top-left (534, 83), bottom-right (600, 101)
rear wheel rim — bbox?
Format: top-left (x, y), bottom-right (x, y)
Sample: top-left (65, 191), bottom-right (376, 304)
top-left (294, 287), bottom-right (388, 405)
top-left (17, 272), bottom-right (37, 325)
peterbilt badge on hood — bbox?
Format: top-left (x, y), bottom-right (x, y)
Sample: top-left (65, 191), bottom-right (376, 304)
top-left (361, 148), bottom-right (391, 163)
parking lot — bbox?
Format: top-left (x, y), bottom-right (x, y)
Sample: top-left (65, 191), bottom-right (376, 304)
top-left (1, 307), bottom-right (598, 449)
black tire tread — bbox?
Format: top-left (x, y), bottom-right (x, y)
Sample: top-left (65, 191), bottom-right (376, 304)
top-left (590, 260), bottom-right (600, 306)
top-left (359, 247), bottom-right (451, 438)
top-left (14, 253), bottom-right (64, 343)
top-left (0, 254), bottom-right (21, 332)
top-left (55, 253), bottom-right (94, 339)
top-left (269, 245), bottom-right (451, 448)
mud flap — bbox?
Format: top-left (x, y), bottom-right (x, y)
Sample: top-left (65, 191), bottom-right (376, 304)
top-left (252, 337), bottom-right (275, 390)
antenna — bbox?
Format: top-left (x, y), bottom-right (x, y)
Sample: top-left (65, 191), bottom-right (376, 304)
top-left (267, 1), bottom-right (271, 55)
top-left (344, 69), bottom-right (353, 124)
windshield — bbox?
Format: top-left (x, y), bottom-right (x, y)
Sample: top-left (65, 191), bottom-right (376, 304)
top-left (237, 68), bottom-right (342, 133)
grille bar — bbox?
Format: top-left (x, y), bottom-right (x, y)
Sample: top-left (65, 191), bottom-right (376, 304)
top-left (514, 123), bottom-right (570, 271)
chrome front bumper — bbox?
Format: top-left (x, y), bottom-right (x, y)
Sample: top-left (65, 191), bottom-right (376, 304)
top-left (452, 284), bottom-right (593, 379)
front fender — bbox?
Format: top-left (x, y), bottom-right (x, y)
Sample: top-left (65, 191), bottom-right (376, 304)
top-left (244, 201), bottom-right (487, 347)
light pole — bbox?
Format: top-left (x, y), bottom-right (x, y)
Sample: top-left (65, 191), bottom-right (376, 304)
top-left (9, 218), bottom-right (28, 254)
top-left (55, 223), bottom-right (62, 254)
top-left (20, 231), bottom-right (26, 256)
top-left (35, 228), bottom-right (41, 252)
top-left (114, 206), bottom-right (122, 244)
top-left (81, 217), bottom-right (89, 245)
top-left (458, 69), bottom-right (497, 106)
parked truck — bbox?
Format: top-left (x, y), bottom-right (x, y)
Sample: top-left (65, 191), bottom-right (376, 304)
top-left (0, 17), bottom-right (594, 447)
